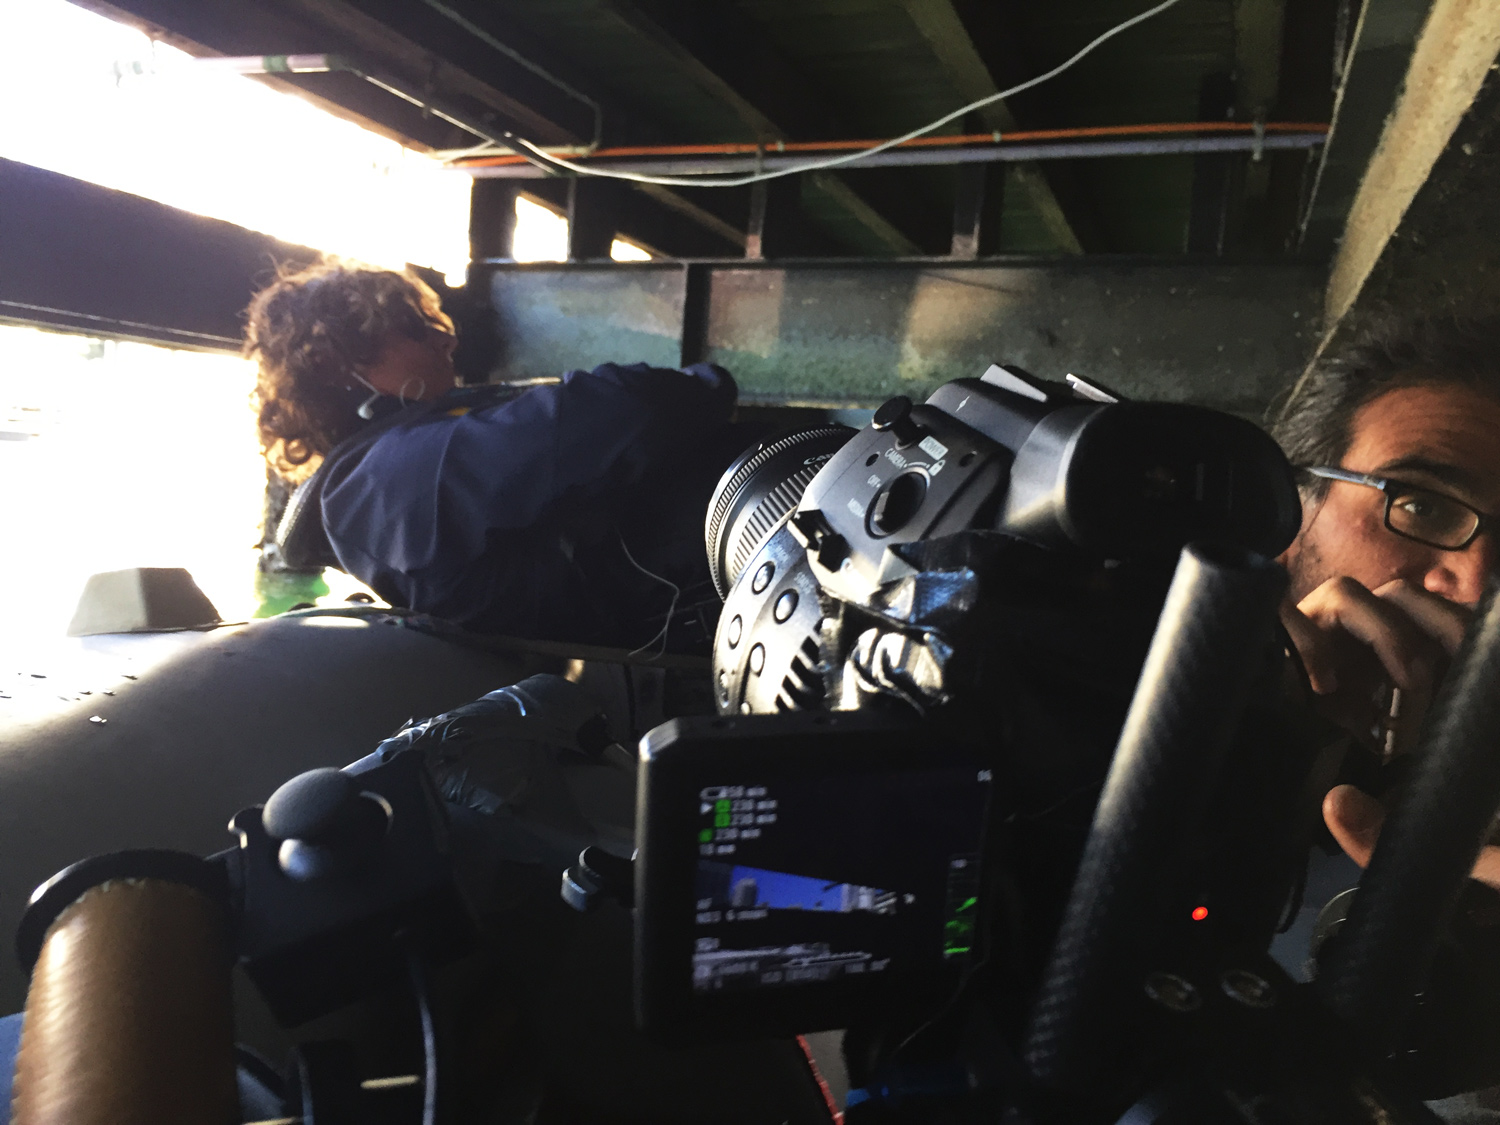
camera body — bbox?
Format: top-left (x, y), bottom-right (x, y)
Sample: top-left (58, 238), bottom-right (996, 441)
top-left (635, 366), bottom-right (1307, 1080)
top-left (709, 365), bottom-right (1299, 719)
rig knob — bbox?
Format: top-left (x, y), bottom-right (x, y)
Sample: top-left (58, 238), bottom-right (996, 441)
top-left (263, 768), bottom-right (388, 881)
top-left (872, 396), bottom-right (923, 448)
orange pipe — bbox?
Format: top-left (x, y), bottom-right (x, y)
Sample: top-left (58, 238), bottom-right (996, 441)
top-left (454, 121), bottom-right (1330, 169)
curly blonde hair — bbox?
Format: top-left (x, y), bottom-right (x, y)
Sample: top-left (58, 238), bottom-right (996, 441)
top-left (245, 258), bottom-right (454, 480)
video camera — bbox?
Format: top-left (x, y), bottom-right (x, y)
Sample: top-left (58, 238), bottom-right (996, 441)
top-left (635, 366), bottom-right (1311, 1090)
top-left (633, 363), bottom-right (1500, 1119)
top-left (13, 365), bottom-right (1500, 1125)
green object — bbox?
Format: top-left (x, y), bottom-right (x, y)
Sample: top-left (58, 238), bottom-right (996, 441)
top-left (699, 829), bottom-right (713, 843)
top-left (715, 799), bottom-right (731, 813)
top-left (253, 568), bottom-right (331, 618)
top-left (942, 864), bottom-right (980, 959)
top-left (714, 812), bottom-right (730, 828)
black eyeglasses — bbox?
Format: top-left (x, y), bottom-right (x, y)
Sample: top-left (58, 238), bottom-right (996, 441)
top-left (1301, 466), bottom-right (1490, 550)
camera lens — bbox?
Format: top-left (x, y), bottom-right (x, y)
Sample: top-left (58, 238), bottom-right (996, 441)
top-left (704, 425), bottom-right (854, 599)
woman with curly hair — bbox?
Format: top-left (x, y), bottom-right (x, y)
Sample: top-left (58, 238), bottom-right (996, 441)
top-left (245, 258), bottom-right (743, 649)
top-left (248, 258), bottom-right (460, 482)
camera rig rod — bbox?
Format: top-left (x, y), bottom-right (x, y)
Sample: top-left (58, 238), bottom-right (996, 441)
top-left (1022, 542), bottom-right (1287, 1090)
top-left (1318, 578), bottom-right (1500, 1051)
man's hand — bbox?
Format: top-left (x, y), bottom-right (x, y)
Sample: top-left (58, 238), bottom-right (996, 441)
top-left (1283, 578), bottom-right (1484, 881)
top-left (1281, 577), bottom-right (1467, 756)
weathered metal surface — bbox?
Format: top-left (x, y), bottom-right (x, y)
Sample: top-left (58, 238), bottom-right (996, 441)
top-left (489, 263), bottom-right (690, 375)
top-left (479, 258), bottom-right (1325, 416)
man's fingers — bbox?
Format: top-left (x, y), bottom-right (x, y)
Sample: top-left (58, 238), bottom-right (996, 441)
top-left (1373, 579), bottom-right (1471, 656)
top-left (1298, 577), bottom-right (1440, 692)
top-left (1324, 786), bottom-right (1500, 890)
top-left (1323, 784), bottom-right (1385, 868)
top-left (1472, 848), bottom-right (1500, 893)
top-left (1280, 601), bottom-right (1340, 694)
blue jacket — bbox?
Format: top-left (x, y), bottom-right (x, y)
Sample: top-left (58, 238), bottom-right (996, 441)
top-left (319, 362), bottom-right (740, 645)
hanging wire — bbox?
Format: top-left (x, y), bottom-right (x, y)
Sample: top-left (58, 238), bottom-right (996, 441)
top-left (498, 0), bottom-right (1186, 188)
top-left (403, 944), bottom-right (439, 1125)
top-left (617, 532), bottom-right (681, 661)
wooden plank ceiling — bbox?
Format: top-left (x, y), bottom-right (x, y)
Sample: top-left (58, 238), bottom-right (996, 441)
top-left (81, 0), bottom-right (1340, 259)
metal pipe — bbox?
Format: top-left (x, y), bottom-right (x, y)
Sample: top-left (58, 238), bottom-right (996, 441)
top-left (1317, 578), bottom-right (1500, 1052)
top-left (1022, 542), bottom-right (1287, 1090)
top-left (190, 54), bottom-right (346, 75)
top-left (463, 133), bottom-right (1326, 179)
top-left (186, 53), bottom-right (560, 175)
top-left (453, 120), bottom-right (1327, 164)
top-left (351, 71), bottom-right (559, 175)
top-left (456, 121), bottom-right (1329, 163)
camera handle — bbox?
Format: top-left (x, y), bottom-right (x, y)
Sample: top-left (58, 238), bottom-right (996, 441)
top-left (1023, 541), bottom-right (1288, 1089)
top-left (10, 852), bottom-right (235, 1125)
top-left (1320, 577), bottom-right (1500, 1053)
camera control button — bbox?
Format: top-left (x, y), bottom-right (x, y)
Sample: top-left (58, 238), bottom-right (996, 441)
top-left (869, 471), bottom-right (928, 536)
top-left (774, 590), bottom-right (799, 623)
top-left (751, 561), bottom-right (775, 593)
top-left (749, 644), bottom-right (766, 674)
top-left (872, 396), bottom-right (922, 448)
top-left (726, 615), bottom-right (743, 647)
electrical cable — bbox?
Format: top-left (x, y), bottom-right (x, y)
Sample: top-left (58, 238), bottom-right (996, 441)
top-left (403, 944), bottom-right (439, 1125)
top-left (496, 0), bottom-right (1186, 188)
top-left (453, 120), bottom-right (1330, 169)
top-left (617, 532), bottom-right (680, 661)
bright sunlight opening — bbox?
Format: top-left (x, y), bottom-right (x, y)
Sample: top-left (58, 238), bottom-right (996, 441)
top-left (0, 0), bottom-right (472, 285)
top-left (509, 195), bottom-right (655, 262)
top-left (0, 326), bottom-right (265, 641)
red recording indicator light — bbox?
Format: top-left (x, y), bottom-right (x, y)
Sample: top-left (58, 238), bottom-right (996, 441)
top-left (1191, 906), bottom-right (1209, 922)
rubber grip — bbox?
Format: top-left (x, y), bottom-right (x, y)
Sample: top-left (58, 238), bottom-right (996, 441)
top-left (1022, 542), bottom-right (1287, 1088)
top-left (11, 879), bottom-right (235, 1125)
top-left (1318, 578), bottom-right (1500, 1051)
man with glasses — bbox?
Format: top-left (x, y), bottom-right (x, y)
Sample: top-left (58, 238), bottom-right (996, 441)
top-left (1271, 316), bottom-right (1500, 883)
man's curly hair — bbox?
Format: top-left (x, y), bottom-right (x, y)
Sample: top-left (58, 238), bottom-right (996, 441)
top-left (245, 258), bottom-right (454, 479)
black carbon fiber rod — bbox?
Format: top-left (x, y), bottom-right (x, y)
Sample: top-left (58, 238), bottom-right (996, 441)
top-left (1318, 578), bottom-right (1500, 1050)
top-left (1022, 542), bottom-right (1287, 1089)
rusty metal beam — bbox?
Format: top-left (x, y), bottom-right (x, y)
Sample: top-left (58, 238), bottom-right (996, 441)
top-left (474, 257), bottom-right (1322, 416)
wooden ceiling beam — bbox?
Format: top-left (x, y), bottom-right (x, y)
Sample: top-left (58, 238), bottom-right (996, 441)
top-left (895, 0), bottom-right (1084, 255)
top-left (270, 0), bottom-right (583, 143)
top-left (587, 0), bottom-right (921, 255)
top-left (1232, 0), bottom-right (1289, 219)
